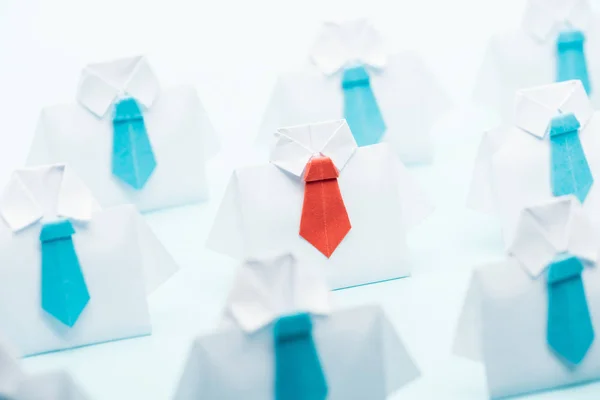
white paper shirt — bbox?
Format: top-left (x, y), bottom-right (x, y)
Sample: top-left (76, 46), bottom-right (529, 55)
top-left (208, 120), bottom-right (433, 290)
top-left (174, 305), bottom-right (419, 400)
top-left (474, 0), bottom-right (600, 118)
top-left (467, 80), bottom-right (600, 245)
top-left (0, 164), bottom-right (178, 356)
top-left (256, 19), bottom-right (451, 165)
top-left (26, 55), bottom-right (219, 212)
top-left (454, 196), bottom-right (600, 398)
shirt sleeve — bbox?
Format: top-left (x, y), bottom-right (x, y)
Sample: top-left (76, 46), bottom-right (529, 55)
top-left (388, 146), bottom-right (434, 230)
top-left (380, 309), bottom-right (420, 396)
top-left (256, 76), bottom-right (287, 147)
top-left (133, 208), bottom-right (179, 295)
top-left (374, 52), bottom-right (452, 164)
top-left (205, 172), bottom-right (246, 259)
top-left (472, 36), bottom-right (505, 115)
top-left (453, 271), bottom-right (484, 362)
top-left (188, 86), bottom-right (220, 160)
top-left (466, 126), bottom-right (507, 214)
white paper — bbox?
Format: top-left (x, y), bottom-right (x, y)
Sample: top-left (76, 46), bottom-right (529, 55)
top-left (257, 22), bottom-right (450, 165)
top-left (467, 80), bottom-right (600, 245)
top-left (454, 196), bottom-right (600, 399)
top-left (0, 338), bottom-right (89, 400)
top-left (220, 253), bottom-right (332, 333)
top-left (0, 336), bottom-right (24, 399)
top-left (0, 165), bottom-right (178, 356)
top-left (16, 372), bottom-right (90, 400)
top-left (507, 196), bottom-right (599, 277)
top-left (26, 55), bottom-right (219, 212)
top-left (474, 0), bottom-right (600, 119)
top-left (208, 121), bottom-right (433, 290)
top-left (174, 305), bottom-right (419, 400)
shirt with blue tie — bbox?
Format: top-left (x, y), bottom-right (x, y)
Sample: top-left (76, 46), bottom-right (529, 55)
top-left (0, 165), bottom-right (178, 356)
top-left (174, 305), bottom-right (419, 400)
top-left (256, 19), bottom-right (450, 165)
top-left (467, 79), bottom-right (600, 246)
top-left (174, 253), bottom-right (420, 400)
top-left (474, 0), bottom-right (600, 119)
top-left (453, 196), bottom-right (600, 399)
top-left (26, 55), bottom-right (219, 212)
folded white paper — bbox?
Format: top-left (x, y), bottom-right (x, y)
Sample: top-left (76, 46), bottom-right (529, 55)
top-left (208, 120), bottom-right (434, 290)
top-left (0, 336), bottom-right (24, 398)
top-left (467, 80), bottom-right (600, 245)
top-left (26, 55), bottom-right (219, 212)
top-left (0, 337), bottom-right (89, 400)
top-left (16, 372), bottom-right (90, 400)
top-left (454, 196), bottom-right (600, 398)
top-left (174, 253), bottom-right (420, 399)
top-left (0, 164), bottom-right (178, 356)
top-left (474, 0), bottom-right (600, 118)
top-left (256, 19), bottom-right (450, 165)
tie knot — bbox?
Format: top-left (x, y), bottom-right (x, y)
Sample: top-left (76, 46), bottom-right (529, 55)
top-left (341, 66), bottom-right (370, 89)
top-left (40, 220), bottom-right (75, 242)
top-left (557, 30), bottom-right (586, 51)
top-left (113, 98), bottom-right (144, 122)
top-left (547, 255), bottom-right (584, 284)
top-left (303, 156), bottom-right (339, 182)
top-left (274, 313), bottom-right (313, 343)
top-left (549, 113), bottom-right (581, 137)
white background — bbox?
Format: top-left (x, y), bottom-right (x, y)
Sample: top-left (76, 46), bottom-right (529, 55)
top-left (2, 0), bottom-right (600, 398)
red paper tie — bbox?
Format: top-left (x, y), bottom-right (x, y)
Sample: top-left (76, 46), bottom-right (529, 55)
top-left (299, 155), bottom-right (351, 258)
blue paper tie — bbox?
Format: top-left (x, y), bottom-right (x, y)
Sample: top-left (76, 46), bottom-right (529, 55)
top-left (341, 65), bottom-right (387, 146)
top-left (112, 98), bottom-right (157, 190)
top-left (547, 255), bottom-right (594, 366)
top-left (549, 113), bottom-right (593, 202)
top-left (273, 313), bottom-right (328, 400)
top-left (40, 220), bottom-right (90, 327)
top-left (556, 30), bottom-right (592, 94)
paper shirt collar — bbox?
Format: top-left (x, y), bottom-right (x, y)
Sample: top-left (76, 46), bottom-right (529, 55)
top-left (507, 196), bottom-right (599, 278)
top-left (221, 253), bottom-right (332, 334)
top-left (522, 0), bottom-right (592, 42)
top-left (270, 119), bottom-right (357, 178)
top-left (76, 55), bottom-right (160, 118)
top-left (514, 80), bottom-right (593, 139)
top-left (309, 19), bottom-right (387, 75)
top-left (0, 164), bottom-right (99, 232)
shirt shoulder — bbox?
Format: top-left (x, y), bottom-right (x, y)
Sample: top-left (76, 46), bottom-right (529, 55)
top-left (492, 126), bottom-right (540, 165)
top-left (234, 162), bottom-right (287, 182)
top-left (475, 258), bottom-right (534, 298)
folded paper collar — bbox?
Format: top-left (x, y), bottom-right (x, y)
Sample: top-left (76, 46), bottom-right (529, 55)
top-left (76, 55), bottom-right (160, 118)
top-left (0, 165), bottom-right (99, 232)
top-left (221, 253), bottom-right (332, 333)
top-left (508, 196), bottom-right (599, 278)
top-left (270, 120), bottom-right (357, 178)
top-left (522, 0), bottom-right (591, 42)
top-left (309, 19), bottom-right (387, 76)
top-left (514, 80), bottom-right (594, 139)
